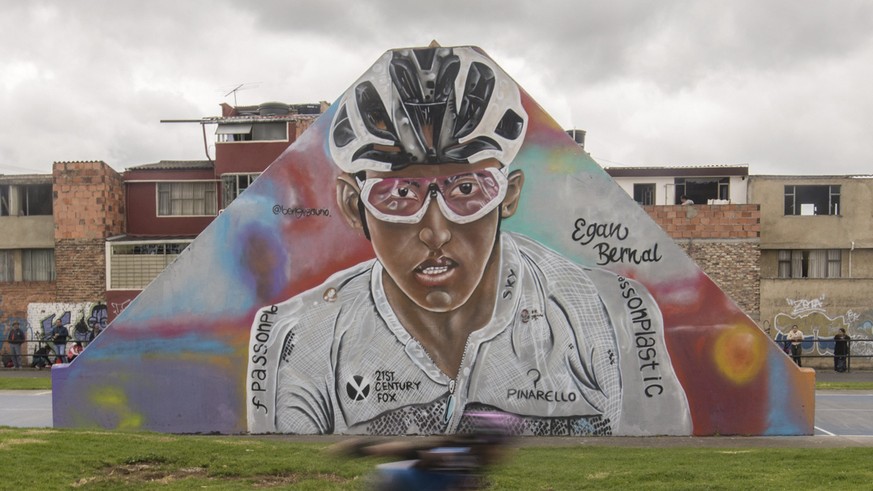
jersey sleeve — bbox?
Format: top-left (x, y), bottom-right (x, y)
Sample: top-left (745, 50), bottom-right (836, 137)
top-left (247, 298), bottom-right (335, 434)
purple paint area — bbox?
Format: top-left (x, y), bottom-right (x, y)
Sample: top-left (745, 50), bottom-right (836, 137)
top-left (53, 357), bottom-right (244, 433)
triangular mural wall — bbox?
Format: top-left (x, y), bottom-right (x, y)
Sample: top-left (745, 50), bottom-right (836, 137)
top-left (53, 46), bottom-right (814, 436)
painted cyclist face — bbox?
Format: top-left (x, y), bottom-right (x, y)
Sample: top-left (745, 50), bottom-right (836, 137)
top-left (338, 158), bottom-right (524, 313)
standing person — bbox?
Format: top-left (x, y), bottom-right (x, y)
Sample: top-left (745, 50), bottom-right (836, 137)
top-left (680, 195), bottom-right (694, 205)
top-left (52, 318), bottom-right (69, 363)
top-left (833, 328), bottom-right (850, 373)
top-left (6, 321), bottom-right (25, 369)
top-left (787, 325), bottom-right (804, 366)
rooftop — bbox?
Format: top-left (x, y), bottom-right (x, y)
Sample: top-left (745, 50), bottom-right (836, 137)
top-left (604, 164), bottom-right (749, 178)
top-left (125, 160), bottom-right (213, 171)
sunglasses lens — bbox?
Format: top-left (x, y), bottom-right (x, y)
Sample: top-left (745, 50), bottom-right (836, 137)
top-left (440, 172), bottom-right (503, 217)
top-left (363, 169), bottom-right (506, 223)
top-left (366, 179), bottom-right (429, 218)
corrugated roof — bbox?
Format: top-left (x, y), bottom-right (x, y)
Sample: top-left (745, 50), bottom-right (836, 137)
top-left (0, 173), bottom-right (52, 184)
top-left (604, 165), bottom-right (749, 178)
top-left (202, 113), bottom-right (320, 124)
top-left (126, 160), bottom-right (213, 171)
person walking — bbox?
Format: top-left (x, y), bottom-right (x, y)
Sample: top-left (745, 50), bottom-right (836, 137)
top-left (787, 325), bottom-right (804, 366)
top-left (6, 321), bottom-right (25, 369)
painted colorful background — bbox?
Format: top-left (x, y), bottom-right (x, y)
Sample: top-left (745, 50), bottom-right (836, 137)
top-left (52, 46), bottom-right (814, 436)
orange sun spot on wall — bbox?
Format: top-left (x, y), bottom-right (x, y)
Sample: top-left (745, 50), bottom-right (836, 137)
top-left (713, 324), bottom-right (766, 385)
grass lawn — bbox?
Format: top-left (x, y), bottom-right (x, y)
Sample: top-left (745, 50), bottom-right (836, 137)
top-left (815, 381), bottom-right (873, 390)
top-left (0, 376), bottom-right (52, 390)
top-left (1, 428), bottom-right (872, 490)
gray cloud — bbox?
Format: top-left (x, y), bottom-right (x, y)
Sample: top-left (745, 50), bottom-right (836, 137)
top-left (1, 0), bottom-right (872, 175)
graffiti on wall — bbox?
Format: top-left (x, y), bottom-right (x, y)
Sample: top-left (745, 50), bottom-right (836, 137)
top-left (51, 44), bottom-right (814, 437)
top-left (27, 302), bottom-right (107, 347)
top-left (775, 295), bottom-right (873, 357)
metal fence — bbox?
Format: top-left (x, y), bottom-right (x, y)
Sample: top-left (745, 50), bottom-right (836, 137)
top-left (773, 337), bottom-right (873, 372)
top-left (1, 338), bottom-right (94, 368)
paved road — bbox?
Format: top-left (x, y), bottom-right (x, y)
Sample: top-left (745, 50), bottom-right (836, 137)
top-left (3, 390), bottom-right (872, 441)
top-left (814, 391), bottom-right (873, 436)
top-left (0, 390), bottom-right (52, 428)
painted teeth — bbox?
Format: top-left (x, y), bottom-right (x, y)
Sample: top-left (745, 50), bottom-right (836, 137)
top-left (421, 266), bottom-right (449, 275)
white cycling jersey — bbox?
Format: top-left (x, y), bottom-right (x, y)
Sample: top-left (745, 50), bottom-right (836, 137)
top-left (247, 233), bottom-right (691, 436)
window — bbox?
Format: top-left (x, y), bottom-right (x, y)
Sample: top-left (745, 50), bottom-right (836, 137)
top-left (633, 184), bottom-right (656, 205)
top-left (216, 122), bottom-right (287, 142)
top-left (784, 185), bottom-right (840, 216)
top-left (777, 249), bottom-right (841, 278)
top-left (22, 249), bottom-right (55, 281)
top-left (0, 250), bottom-right (13, 282)
top-left (0, 184), bottom-right (52, 216)
top-left (0, 185), bottom-right (8, 216)
top-left (674, 177), bottom-right (729, 204)
top-left (22, 184), bottom-right (53, 215)
top-left (222, 173), bottom-right (260, 208)
top-left (157, 182), bottom-right (217, 216)
top-left (109, 242), bottom-right (190, 289)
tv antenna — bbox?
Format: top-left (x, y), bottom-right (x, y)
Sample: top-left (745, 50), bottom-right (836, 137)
top-left (223, 82), bottom-right (260, 106)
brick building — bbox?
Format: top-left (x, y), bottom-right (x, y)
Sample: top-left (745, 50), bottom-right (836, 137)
top-left (606, 166), bottom-right (873, 369)
top-left (606, 165), bottom-right (761, 319)
top-left (105, 101), bottom-right (326, 317)
top-left (0, 161), bottom-right (123, 347)
top-left (0, 174), bottom-right (57, 332)
top-left (1, 101), bottom-right (325, 354)
top-left (643, 203), bottom-right (761, 318)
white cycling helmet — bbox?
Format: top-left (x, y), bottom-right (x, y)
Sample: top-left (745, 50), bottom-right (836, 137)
top-left (329, 46), bottom-right (528, 174)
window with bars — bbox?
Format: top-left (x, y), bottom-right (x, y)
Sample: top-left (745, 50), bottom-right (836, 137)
top-left (22, 249), bottom-right (55, 281)
top-left (109, 242), bottom-right (190, 289)
top-left (777, 249), bottom-right (842, 278)
top-left (215, 122), bottom-right (287, 142)
top-left (633, 183), bottom-right (656, 205)
top-left (157, 182), bottom-right (217, 216)
top-left (221, 173), bottom-right (260, 208)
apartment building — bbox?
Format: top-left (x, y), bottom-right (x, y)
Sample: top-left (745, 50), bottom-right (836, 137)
top-left (605, 165), bottom-right (760, 318)
top-left (0, 162), bottom-right (124, 344)
top-left (751, 175), bottom-right (873, 359)
top-left (605, 166), bottom-right (873, 367)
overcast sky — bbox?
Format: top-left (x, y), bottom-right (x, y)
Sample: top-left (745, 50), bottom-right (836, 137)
top-left (1, 0), bottom-right (872, 176)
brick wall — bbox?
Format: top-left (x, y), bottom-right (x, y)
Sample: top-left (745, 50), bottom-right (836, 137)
top-left (643, 204), bottom-right (760, 239)
top-left (53, 161), bottom-right (125, 240)
top-left (53, 161), bottom-right (125, 303)
top-left (0, 282), bottom-right (58, 325)
top-left (643, 204), bottom-right (761, 318)
top-left (53, 239), bottom-right (106, 301)
top-left (676, 241), bottom-right (761, 317)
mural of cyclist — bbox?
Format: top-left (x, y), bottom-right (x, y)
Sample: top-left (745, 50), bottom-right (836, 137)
top-left (247, 46), bottom-right (691, 436)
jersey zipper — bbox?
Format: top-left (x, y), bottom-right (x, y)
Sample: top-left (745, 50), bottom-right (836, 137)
top-left (442, 340), bottom-right (471, 426)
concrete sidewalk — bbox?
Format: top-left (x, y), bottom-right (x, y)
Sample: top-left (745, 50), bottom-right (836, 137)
top-left (813, 368), bottom-right (873, 383)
